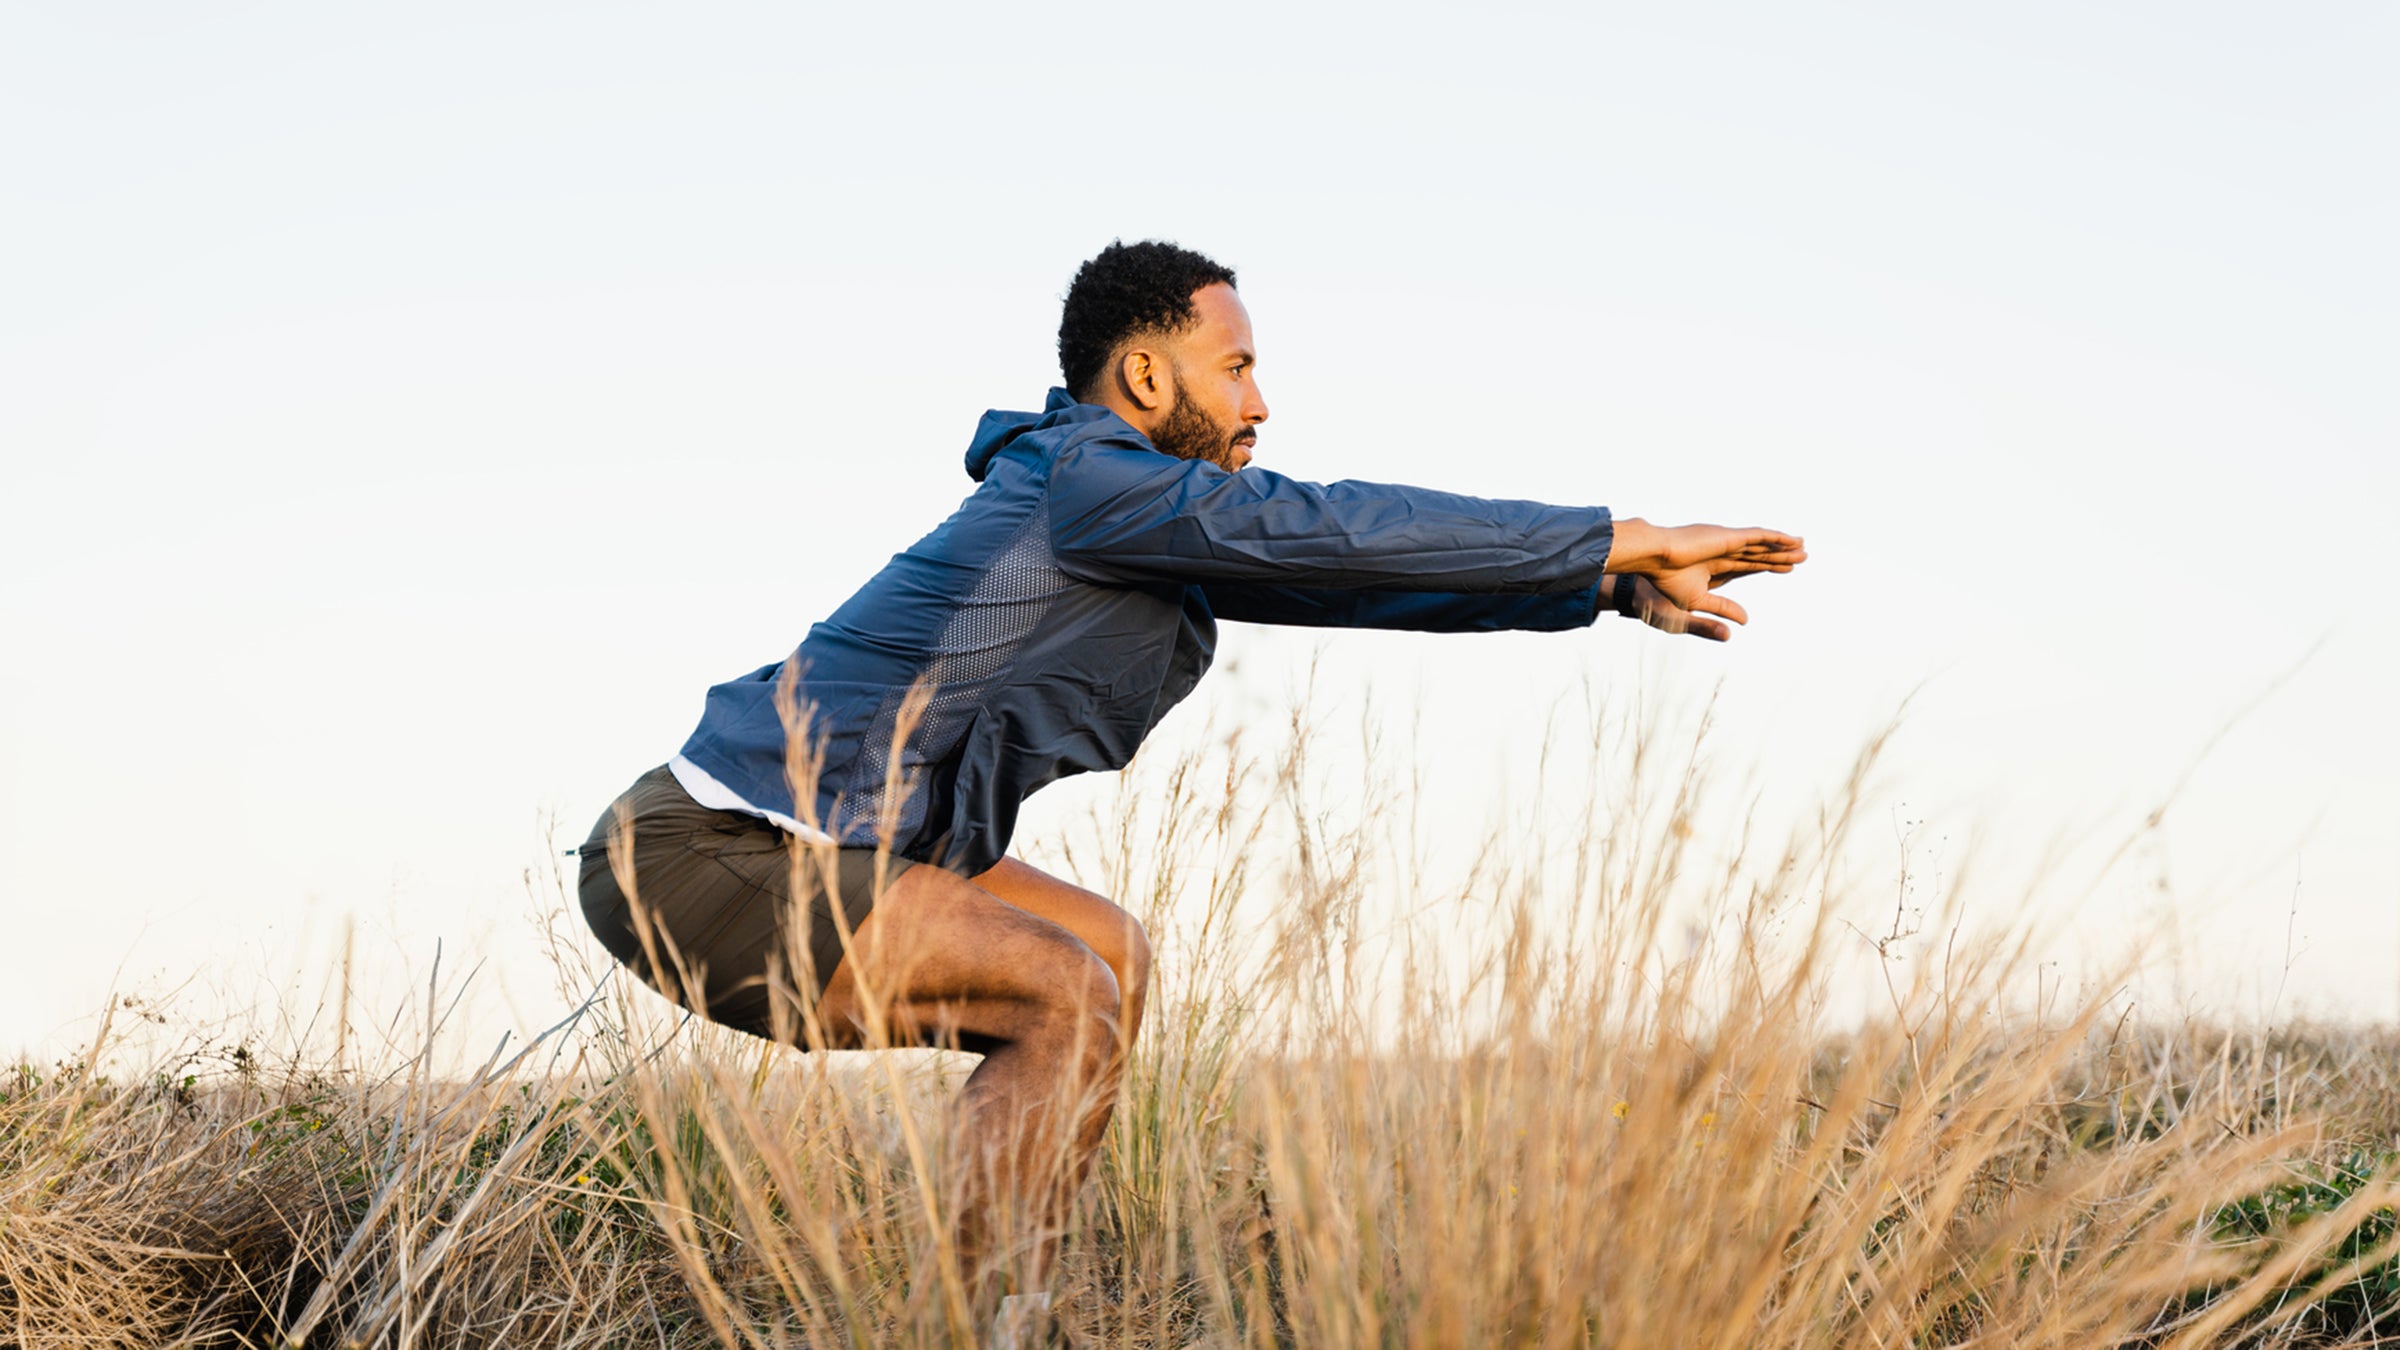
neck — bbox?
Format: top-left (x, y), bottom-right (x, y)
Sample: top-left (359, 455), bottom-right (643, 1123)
top-left (1088, 387), bottom-right (1152, 436)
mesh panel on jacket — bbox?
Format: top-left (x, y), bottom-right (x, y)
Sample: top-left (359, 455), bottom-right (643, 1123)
top-left (846, 499), bottom-right (1069, 847)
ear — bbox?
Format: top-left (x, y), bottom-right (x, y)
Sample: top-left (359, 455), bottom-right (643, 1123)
top-left (1116, 345), bottom-right (1169, 413)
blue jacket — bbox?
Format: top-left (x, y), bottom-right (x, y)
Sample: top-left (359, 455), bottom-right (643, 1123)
top-left (677, 389), bottom-right (1617, 875)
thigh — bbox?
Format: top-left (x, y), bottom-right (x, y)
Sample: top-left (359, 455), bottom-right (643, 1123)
top-left (676, 836), bottom-right (883, 1036)
top-left (968, 856), bottom-right (1145, 981)
top-left (814, 863), bottom-right (1115, 1053)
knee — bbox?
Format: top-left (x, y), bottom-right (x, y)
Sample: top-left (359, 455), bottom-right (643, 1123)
top-left (1063, 942), bottom-right (1121, 1022)
top-left (1039, 942), bottom-right (1124, 1057)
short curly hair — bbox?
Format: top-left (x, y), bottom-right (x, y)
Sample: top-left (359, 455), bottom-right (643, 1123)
top-left (1057, 240), bottom-right (1238, 402)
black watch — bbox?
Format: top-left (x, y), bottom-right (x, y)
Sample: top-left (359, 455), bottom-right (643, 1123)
top-left (1611, 573), bottom-right (1638, 616)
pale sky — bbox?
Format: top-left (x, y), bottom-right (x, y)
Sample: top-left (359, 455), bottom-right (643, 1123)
top-left (4, 3), bottom-right (2394, 1053)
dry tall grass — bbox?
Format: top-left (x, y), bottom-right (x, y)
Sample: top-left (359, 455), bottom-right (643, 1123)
top-left (4, 692), bottom-right (2396, 1347)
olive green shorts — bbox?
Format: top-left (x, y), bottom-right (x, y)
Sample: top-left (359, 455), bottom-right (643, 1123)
top-left (577, 765), bottom-right (898, 1042)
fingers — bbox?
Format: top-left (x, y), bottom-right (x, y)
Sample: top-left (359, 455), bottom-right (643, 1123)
top-left (1631, 529), bottom-right (1802, 640)
top-left (1700, 527), bottom-right (1807, 568)
top-left (1706, 557), bottom-right (1800, 582)
top-left (1635, 577), bottom-right (1750, 639)
top-left (1730, 527), bottom-right (1805, 554)
top-left (1650, 524), bottom-right (1808, 574)
top-left (1641, 601), bottom-right (1730, 640)
top-left (1689, 592), bottom-right (1749, 626)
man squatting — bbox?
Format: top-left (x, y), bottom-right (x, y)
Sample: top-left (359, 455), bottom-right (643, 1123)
top-left (578, 240), bottom-right (1807, 1324)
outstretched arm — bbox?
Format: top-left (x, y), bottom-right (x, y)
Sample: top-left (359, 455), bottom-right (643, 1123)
top-left (1047, 442), bottom-right (1616, 595)
top-left (1203, 522), bottom-right (1807, 639)
top-left (1048, 436), bottom-right (1805, 628)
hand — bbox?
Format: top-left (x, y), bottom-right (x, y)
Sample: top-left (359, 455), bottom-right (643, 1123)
top-left (1617, 576), bottom-right (1735, 641)
top-left (1605, 519), bottom-right (1806, 629)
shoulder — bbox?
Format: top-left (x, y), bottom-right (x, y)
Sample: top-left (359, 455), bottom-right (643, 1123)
top-left (1048, 431), bottom-right (1191, 495)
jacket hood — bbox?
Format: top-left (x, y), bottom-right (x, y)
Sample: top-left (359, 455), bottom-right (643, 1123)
top-left (964, 388), bottom-right (1122, 481)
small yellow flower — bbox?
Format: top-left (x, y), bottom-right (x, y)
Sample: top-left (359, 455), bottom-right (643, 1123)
top-left (1699, 1112), bottom-right (1717, 1130)
top-left (1612, 1101), bottom-right (1630, 1121)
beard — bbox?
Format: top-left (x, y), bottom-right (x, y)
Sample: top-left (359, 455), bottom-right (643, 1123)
top-left (1148, 366), bottom-right (1251, 470)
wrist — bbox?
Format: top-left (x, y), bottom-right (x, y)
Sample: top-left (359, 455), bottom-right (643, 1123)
top-left (1603, 517), bottom-right (1663, 575)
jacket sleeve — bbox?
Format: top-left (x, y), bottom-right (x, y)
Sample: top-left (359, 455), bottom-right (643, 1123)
top-left (1200, 581), bottom-right (1604, 632)
top-left (1045, 439), bottom-right (1616, 594)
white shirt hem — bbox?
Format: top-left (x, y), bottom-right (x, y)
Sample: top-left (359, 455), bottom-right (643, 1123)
top-left (667, 755), bottom-right (838, 844)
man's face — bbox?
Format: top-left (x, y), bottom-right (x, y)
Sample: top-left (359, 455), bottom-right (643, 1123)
top-left (1149, 282), bottom-right (1268, 471)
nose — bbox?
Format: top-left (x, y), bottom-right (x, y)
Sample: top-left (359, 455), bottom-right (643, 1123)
top-left (1243, 378), bottom-right (1269, 427)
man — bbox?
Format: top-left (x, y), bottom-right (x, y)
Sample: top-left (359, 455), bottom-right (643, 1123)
top-left (578, 240), bottom-right (1804, 1314)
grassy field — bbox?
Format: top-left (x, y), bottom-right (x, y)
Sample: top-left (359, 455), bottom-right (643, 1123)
top-left (5, 700), bottom-right (2397, 1347)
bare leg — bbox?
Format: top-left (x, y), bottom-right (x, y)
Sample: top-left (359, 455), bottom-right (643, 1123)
top-left (967, 856), bottom-right (1154, 1301)
top-left (968, 856), bottom-right (1152, 1052)
top-left (811, 861), bottom-right (1137, 1295)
